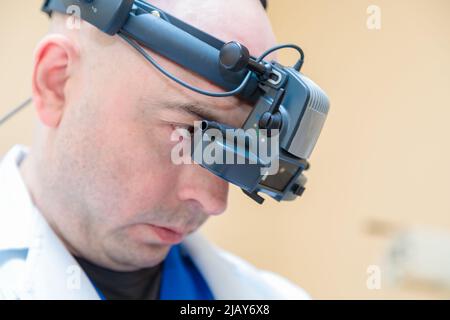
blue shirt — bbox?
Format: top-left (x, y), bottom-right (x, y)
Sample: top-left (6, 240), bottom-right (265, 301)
top-left (94, 244), bottom-right (214, 300)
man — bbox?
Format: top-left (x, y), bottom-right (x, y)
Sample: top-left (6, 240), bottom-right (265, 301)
top-left (0, 0), bottom-right (309, 299)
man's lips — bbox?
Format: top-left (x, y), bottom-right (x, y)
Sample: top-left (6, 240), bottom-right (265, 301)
top-left (147, 224), bottom-right (186, 244)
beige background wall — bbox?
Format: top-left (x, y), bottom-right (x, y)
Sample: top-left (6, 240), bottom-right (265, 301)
top-left (1, 1), bottom-right (450, 299)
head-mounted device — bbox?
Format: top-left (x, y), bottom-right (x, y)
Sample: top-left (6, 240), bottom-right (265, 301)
top-left (4, 0), bottom-right (330, 204)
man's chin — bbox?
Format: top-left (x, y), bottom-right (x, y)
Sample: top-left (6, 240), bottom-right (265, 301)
top-left (108, 239), bottom-right (171, 271)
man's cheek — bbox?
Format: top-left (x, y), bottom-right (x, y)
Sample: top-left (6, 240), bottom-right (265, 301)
top-left (128, 156), bottom-right (180, 201)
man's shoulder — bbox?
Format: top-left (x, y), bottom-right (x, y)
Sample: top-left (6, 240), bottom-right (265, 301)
top-left (217, 247), bottom-right (311, 299)
top-left (183, 233), bottom-right (311, 300)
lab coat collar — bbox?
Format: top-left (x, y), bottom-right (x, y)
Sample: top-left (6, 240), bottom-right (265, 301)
top-left (0, 145), bottom-right (35, 251)
top-left (0, 146), bottom-right (100, 299)
top-left (16, 207), bottom-right (101, 299)
top-left (182, 233), bottom-right (263, 299)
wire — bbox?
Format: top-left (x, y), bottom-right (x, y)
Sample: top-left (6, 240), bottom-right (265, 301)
top-left (124, 2), bottom-right (306, 95)
top-left (0, 97), bottom-right (32, 127)
top-left (119, 32), bottom-right (253, 97)
top-left (256, 44), bottom-right (305, 71)
top-left (119, 32), bottom-right (304, 98)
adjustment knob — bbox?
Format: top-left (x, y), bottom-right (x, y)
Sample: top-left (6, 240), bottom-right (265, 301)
top-left (259, 112), bottom-right (282, 131)
top-left (219, 42), bottom-right (250, 72)
top-left (220, 41), bottom-right (267, 74)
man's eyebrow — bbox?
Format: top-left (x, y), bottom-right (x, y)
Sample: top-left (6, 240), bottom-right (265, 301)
top-left (166, 102), bottom-right (222, 123)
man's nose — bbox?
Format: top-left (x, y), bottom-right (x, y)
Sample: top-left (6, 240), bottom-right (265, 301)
top-left (176, 164), bottom-right (229, 216)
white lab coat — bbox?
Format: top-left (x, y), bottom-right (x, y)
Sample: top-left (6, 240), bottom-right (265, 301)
top-left (0, 145), bottom-right (310, 300)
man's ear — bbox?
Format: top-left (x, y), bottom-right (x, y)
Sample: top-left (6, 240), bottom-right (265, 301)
top-left (32, 34), bottom-right (80, 128)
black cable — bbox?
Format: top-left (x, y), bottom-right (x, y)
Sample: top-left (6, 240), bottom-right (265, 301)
top-left (0, 97), bottom-right (32, 127)
top-left (256, 44), bottom-right (305, 71)
top-left (119, 32), bottom-right (253, 98)
top-left (119, 31), bottom-right (304, 98)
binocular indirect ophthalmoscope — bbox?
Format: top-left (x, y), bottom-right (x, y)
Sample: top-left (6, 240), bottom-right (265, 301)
top-left (2, 0), bottom-right (330, 204)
